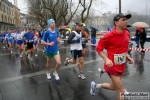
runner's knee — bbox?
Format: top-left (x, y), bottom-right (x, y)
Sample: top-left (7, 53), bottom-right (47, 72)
top-left (56, 61), bottom-right (61, 65)
top-left (115, 85), bottom-right (124, 92)
top-left (109, 84), bottom-right (116, 90)
top-left (79, 60), bottom-right (84, 65)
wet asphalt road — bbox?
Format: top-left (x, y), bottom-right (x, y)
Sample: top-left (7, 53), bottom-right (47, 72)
top-left (0, 40), bottom-right (150, 100)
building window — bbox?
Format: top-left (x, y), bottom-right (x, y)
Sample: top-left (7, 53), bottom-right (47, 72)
top-left (5, 16), bottom-right (7, 23)
top-left (3, 5), bottom-right (5, 11)
top-left (5, 5), bottom-right (6, 12)
top-left (7, 7), bottom-right (8, 13)
top-left (9, 9), bottom-right (11, 15)
top-left (0, 2), bottom-right (1, 10)
top-left (1, 15), bottom-right (3, 22)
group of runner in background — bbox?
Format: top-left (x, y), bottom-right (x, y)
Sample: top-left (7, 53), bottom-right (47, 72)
top-left (0, 28), bottom-right (46, 60)
top-left (0, 23), bottom-right (90, 62)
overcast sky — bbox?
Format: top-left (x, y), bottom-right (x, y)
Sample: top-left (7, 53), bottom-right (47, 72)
top-left (8, 0), bottom-right (150, 15)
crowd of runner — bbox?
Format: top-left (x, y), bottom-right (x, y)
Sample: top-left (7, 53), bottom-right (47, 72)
top-left (0, 28), bottom-right (46, 58)
top-left (0, 12), bottom-right (135, 100)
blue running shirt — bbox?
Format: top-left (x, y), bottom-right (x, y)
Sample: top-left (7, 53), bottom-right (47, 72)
top-left (24, 32), bottom-right (34, 43)
top-left (42, 29), bottom-right (59, 54)
top-left (6, 33), bottom-right (14, 42)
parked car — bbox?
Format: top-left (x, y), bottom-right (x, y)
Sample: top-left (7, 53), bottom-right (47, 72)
top-left (131, 29), bottom-right (150, 42)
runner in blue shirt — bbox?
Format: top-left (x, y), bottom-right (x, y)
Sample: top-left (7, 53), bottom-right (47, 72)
top-left (24, 28), bottom-right (34, 61)
top-left (0, 31), bottom-right (6, 48)
top-left (41, 19), bottom-right (61, 80)
top-left (5, 29), bottom-right (14, 53)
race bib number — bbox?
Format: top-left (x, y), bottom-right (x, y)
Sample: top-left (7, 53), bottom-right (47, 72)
top-left (29, 40), bottom-right (33, 43)
top-left (114, 53), bottom-right (126, 65)
top-left (18, 36), bottom-right (22, 40)
top-left (8, 37), bottom-right (13, 39)
top-left (82, 37), bottom-right (86, 43)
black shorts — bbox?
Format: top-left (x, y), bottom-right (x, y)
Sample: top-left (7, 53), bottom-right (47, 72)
top-left (71, 50), bottom-right (82, 60)
top-left (27, 42), bottom-right (33, 50)
top-left (24, 40), bottom-right (27, 45)
top-left (82, 44), bottom-right (86, 49)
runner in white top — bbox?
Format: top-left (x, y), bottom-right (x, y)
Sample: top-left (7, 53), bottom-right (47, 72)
top-left (16, 30), bottom-right (24, 57)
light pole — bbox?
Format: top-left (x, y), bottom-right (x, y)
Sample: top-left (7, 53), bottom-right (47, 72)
top-left (146, 3), bottom-right (148, 23)
top-left (119, 0), bottom-right (121, 13)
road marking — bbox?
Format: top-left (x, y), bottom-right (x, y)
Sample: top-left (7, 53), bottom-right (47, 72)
top-left (0, 58), bottom-right (103, 84)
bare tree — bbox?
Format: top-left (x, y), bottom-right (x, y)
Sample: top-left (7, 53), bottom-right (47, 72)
top-left (27, 0), bottom-right (81, 27)
top-left (27, 0), bottom-right (49, 28)
top-left (79, 0), bottom-right (93, 22)
top-left (27, 0), bottom-right (105, 28)
top-left (62, 0), bottom-right (80, 25)
top-left (79, 0), bottom-right (105, 23)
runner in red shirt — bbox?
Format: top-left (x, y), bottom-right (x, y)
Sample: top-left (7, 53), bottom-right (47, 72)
top-left (90, 13), bottom-right (134, 100)
top-left (33, 29), bottom-right (39, 56)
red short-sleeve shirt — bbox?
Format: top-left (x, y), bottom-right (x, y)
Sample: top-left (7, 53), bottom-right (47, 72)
top-left (96, 28), bottom-right (130, 73)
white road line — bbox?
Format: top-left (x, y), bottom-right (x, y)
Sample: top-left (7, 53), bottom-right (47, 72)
top-left (0, 58), bottom-right (103, 84)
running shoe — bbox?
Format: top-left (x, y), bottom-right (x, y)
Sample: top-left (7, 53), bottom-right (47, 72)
top-left (98, 68), bottom-right (103, 77)
top-left (64, 58), bottom-right (69, 66)
top-left (53, 72), bottom-right (60, 80)
top-left (90, 81), bottom-right (97, 96)
top-left (20, 54), bottom-right (22, 58)
top-left (78, 74), bottom-right (86, 80)
top-left (35, 54), bottom-right (38, 57)
top-left (46, 73), bottom-right (51, 80)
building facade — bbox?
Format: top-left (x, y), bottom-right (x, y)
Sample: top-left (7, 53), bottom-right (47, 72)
top-left (20, 13), bottom-right (40, 29)
top-left (0, 0), bottom-right (20, 31)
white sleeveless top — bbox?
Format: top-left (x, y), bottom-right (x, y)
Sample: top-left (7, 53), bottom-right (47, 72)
top-left (70, 31), bottom-right (83, 50)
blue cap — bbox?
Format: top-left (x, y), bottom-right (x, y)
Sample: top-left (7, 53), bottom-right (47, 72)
top-left (47, 19), bottom-right (55, 26)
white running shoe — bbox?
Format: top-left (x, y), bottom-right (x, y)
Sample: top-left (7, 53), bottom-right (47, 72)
top-left (64, 58), bottom-right (69, 66)
top-left (30, 58), bottom-right (33, 62)
top-left (98, 68), bottom-right (103, 77)
top-left (78, 74), bottom-right (86, 80)
top-left (20, 54), bottom-right (22, 58)
top-left (90, 81), bottom-right (97, 96)
top-left (53, 72), bottom-right (60, 80)
top-left (124, 89), bottom-right (129, 95)
top-left (27, 55), bottom-right (30, 60)
top-left (35, 54), bottom-right (38, 57)
top-left (46, 73), bottom-right (51, 80)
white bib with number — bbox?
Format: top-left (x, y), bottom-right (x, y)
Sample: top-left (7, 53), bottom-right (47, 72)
top-left (29, 40), bottom-right (33, 43)
top-left (114, 53), bottom-right (126, 65)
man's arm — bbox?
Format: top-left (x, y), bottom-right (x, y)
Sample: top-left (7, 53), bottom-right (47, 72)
top-left (41, 31), bottom-right (48, 46)
top-left (41, 31), bottom-right (54, 46)
top-left (67, 32), bottom-right (78, 44)
top-left (99, 51), bottom-right (108, 61)
top-left (96, 33), bottom-right (113, 67)
top-left (126, 54), bottom-right (133, 64)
